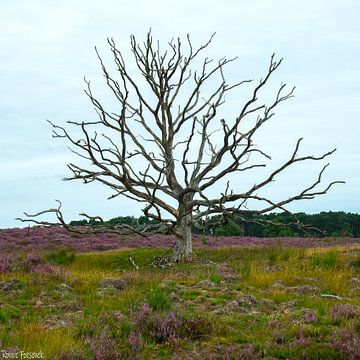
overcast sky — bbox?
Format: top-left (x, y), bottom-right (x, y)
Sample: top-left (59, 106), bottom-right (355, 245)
top-left (0, 0), bottom-right (359, 229)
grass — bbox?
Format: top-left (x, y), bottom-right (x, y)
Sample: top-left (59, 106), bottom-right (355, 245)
top-left (0, 244), bottom-right (359, 359)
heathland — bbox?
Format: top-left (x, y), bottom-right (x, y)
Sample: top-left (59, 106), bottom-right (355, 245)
top-left (0, 228), bottom-right (360, 359)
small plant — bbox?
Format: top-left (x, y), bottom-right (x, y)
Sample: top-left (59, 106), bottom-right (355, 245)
top-left (47, 249), bottom-right (75, 265)
top-left (300, 309), bottom-right (318, 324)
top-left (210, 272), bottom-right (222, 284)
top-left (147, 287), bottom-right (172, 311)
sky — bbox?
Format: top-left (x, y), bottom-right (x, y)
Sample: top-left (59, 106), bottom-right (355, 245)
top-left (0, 0), bottom-right (359, 228)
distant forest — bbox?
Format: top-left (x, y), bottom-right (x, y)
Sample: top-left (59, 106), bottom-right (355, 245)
top-left (70, 211), bottom-right (360, 238)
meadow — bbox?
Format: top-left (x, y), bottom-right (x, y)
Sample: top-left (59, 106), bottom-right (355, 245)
top-left (0, 228), bottom-right (360, 359)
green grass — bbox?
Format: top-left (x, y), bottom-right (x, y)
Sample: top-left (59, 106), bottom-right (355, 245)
top-left (0, 244), bottom-right (360, 359)
top-left (311, 251), bottom-right (339, 269)
top-left (46, 249), bottom-right (76, 265)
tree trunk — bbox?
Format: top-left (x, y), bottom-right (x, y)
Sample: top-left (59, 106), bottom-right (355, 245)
top-left (171, 195), bottom-right (194, 262)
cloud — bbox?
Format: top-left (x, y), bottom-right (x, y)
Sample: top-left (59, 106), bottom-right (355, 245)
top-left (0, 0), bottom-right (359, 228)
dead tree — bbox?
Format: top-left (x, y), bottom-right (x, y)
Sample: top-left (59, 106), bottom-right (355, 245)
top-left (18, 32), bottom-right (343, 261)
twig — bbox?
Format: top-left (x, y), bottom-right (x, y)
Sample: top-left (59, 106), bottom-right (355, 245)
top-left (129, 256), bottom-right (139, 270)
top-left (320, 294), bottom-right (346, 300)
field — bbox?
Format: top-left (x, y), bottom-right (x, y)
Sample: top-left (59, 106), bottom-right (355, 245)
top-left (0, 228), bottom-right (360, 359)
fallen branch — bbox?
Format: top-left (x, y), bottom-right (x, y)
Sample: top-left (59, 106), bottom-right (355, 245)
top-left (320, 294), bottom-right (347, 300)
top-left (129, 256), bottom-right (139, 270)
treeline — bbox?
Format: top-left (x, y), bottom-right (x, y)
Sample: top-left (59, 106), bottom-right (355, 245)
top-left (211, 212), bottom-right (360, 237)
top-left (70, 211), bottom-right (360, 238)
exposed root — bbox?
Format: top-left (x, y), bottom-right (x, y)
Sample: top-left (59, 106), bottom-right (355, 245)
top-left (150, 248), bottom-right (198, 268)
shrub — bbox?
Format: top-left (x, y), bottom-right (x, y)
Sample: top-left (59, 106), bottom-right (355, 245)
top-left (210, 273), bottom-right (222, 284)
top-left (87, 332), bottom-right (122, 360)
top-left (134, 304), bottom-right (212, 343)
top-left (300, 309), bottom-right (318, 324)
top-left (21, 253), bottom-right (44, 271)
top-left (0, 255), bottom-right (13, 273)
top-left (330, 329), bottom-right (360, 360)
top-left (135, 304), bottom-right (180, 343)
top-left (179, 315), bottom-right (213, 340)
top-left (329, 304), bottom-right (360, 322)
top-left (128, 332), bottom-right (142, 352)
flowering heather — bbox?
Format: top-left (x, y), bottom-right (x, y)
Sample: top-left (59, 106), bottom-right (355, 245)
top-left (329, 304), bottom-right (360, 321)
top-left (128, 332), bottom-right (142, 352)
top-left (21, 252), bottom-right (42, 270)
top-left (135, 303), bottom-right (180, 343)
top-left (0, 226), bottom-right (359, 253)
top-left (331, 329), bottom-right (360, 360)
top-left (154, 311), bottom-right (180, 342)
top-left (290, 335), bottom-right (311, 348)
top-left (224, 344), bottom-right (260, 360)
top-left (87, 332), bottom-right (122, 360)
top-left (0, 254), bottom-right (13, 273)
top-left (30, 263), bottom-right (59, 274)
top-left (300, 309), bottom-right (318, 324)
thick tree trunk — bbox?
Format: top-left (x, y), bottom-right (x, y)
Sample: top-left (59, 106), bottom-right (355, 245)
top-left (171, 195), bottom-right (195, 262)
top-left (172, 215), bottom-right (193, 262)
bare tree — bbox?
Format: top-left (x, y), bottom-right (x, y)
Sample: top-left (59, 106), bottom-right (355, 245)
top-left (19, 32), bottom-right (343, 261)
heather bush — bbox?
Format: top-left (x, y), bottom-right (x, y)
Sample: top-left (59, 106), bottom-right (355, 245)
top-left (223, 344), bottom-right (261, 360)
top-left (87, 332), bottom-right (122, 360)
top-left (128, 331), bottom-right (142, 352)
top-left (30, 263), bottom-right (59, 274)
top-left (179, 314), bottom-right (213, 340)
top-left (330, 329), bottom-right (360, 360)
top-left (135, 305), bottom-right (180, 343)
top-left (300, 309), bottom-right (318, 324)
top-left (290, 335), bottom-right (311, 348)
top-left (329, 304), bottom-right (360, 322)
top-left (0, 254), bottom-right (13, 273)
top-left (134, 303), bottom-right (213, 344)
top-left (21, 252), bottom-right (43, 271)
